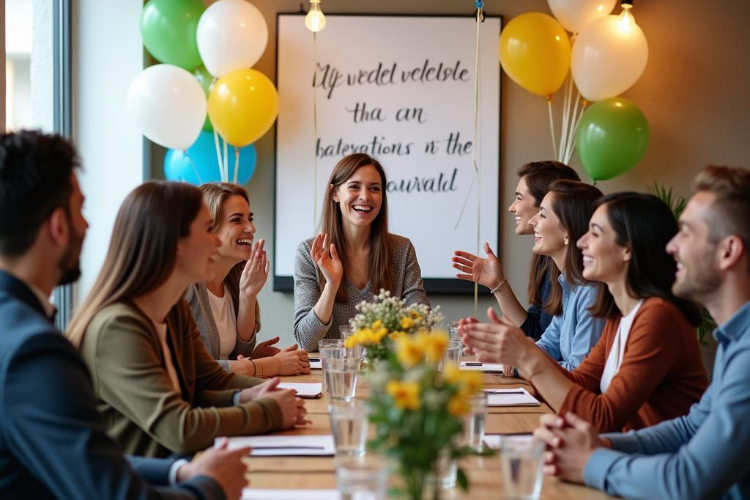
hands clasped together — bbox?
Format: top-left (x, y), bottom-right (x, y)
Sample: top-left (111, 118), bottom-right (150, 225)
top-left (237, 377), bottom-right (311, 428)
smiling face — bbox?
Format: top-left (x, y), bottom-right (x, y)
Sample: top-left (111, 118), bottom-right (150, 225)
top-left (508, 176), bottom-right (538, 236)
top-left (577, 204), bottom-right (630, 285)
top-left (215, 194), bottom-right (256, 265)
top-left (175, 202), bottom-right (221, 284)
top-left (666, 192), bottom-right (722, 302)
top-left (332, 164), bottom-right (383, 230)
top-left (528, 191), bottom-right (568, 262)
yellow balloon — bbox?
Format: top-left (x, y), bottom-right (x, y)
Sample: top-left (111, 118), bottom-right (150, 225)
top-left (499, 12), bottom-right (571, 97)
top-left (208, 69), bottom-right (279, 147)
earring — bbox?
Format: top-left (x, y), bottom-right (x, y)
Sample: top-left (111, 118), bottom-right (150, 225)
top-left (564, 237), bottom-right (569, 245)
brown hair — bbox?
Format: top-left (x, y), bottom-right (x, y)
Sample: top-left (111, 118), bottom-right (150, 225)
top-left (200, 182), bottom-right (260, 332)
top-left (67, 182), bottom-right (204, 347)
top-left (693, 165), bottom-right (750, 274)
top-left (588, 192), bottom-right (702, 325)
top-left (516, 161), bottom-right (581, 307)
top-left (544, 180), bottom-right (603, 315)
top-left (320, 153), bottom-right (392, 301)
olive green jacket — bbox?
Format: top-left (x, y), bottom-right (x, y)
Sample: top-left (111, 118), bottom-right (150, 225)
top-left (79, 300), bottom-right (283, 458)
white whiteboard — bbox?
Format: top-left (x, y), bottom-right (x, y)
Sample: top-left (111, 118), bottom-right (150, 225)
top-left (275, 14), bottom-right (501, 292)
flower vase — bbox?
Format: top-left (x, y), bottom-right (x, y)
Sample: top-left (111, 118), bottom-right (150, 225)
top-left (400, 449), bottom-right (455, 500)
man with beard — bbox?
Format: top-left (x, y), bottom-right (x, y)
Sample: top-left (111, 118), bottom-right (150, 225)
top-left (533, 165), bottom-right (750, 500)
top-left (0, 131), bottom-right (249, 500)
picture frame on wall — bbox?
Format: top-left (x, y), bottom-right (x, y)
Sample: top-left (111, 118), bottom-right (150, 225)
top-left (274, 13), bottom-right (502, 294)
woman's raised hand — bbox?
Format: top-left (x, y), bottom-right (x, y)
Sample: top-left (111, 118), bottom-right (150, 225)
top-left (310, 233), bottom-right (343, 287)
top-left (452, 242), bottom-right (504, 290)
top-left (240, 238), bottom-right (269, 299)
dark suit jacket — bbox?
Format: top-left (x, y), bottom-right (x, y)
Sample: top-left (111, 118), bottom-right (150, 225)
top-left (0, 271), bottom-right (224, 500)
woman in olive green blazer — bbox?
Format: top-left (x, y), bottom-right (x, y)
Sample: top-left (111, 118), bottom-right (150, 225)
top-left (68, 182), bottom-right (308, 458)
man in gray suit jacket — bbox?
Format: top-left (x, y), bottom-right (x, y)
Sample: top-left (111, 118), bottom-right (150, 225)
top-left (0, 130), bottom-right (249, 500)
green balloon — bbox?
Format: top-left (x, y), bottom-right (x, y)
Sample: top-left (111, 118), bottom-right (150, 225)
top-left (194, 65), bottom-right (214, 132)
top-left (141, 0), bottom-right (205, 70)
top-left (576, 97), bottom-right (650, 181)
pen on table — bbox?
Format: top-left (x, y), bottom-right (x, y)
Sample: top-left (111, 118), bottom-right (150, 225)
top-left (463, 362), bottom-right (483, 366)
top-left (484, 390), bottom-right (526, 395)
top-left (250, 446), bottom-right (326, 450)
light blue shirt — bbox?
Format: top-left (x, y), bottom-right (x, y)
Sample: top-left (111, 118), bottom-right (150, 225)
top-left (583, 300), bottom-right (750, 500)
top-left (535, 274), bottom-right (605, 370)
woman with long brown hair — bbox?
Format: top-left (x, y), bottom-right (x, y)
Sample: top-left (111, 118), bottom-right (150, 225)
top-left (463, 180), bottom-right (606, 372)
top-left (452, 161), bottom-right (580, 341)
top-left (186, 182), bottom-right (309, 376)
top-left (293, 153), bottom-right (429, 352)
top-left (67, 182), bottom-right (307, 458)
top-left (464, 193), bottom-right (708, 432)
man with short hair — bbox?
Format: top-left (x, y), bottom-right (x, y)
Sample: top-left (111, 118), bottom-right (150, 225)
top-left (0, 130), bottom-right (249, 500)
top-left (534, 165), bottom-right (750, 500)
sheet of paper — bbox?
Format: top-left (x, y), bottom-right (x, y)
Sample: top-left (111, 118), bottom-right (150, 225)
top-left (460, 361), bottom-right (505, 372)
top-left (243, 489), bottom-right (341, 500)
top-left (278, 382), bottom-right (323, 398)
top-left (483, 434), bottom-right (535, 449)
top-left (218, 435), bottom-right (335, 456)
top-left (484, 387), bottom-right (540, 407)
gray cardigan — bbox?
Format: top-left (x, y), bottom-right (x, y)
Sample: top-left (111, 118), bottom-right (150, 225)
top-left (185, 280), bottom-right (257, 372)
top-left (293, 234), bottom-right (430, 352)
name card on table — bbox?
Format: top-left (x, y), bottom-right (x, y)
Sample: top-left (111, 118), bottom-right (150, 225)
top-left (243, 489), bottom-right (341, 500)
top-left (484, 388), bottom-right (540, 407)
top-left (460, 361), bottom-right (504, 373)
top-left (218, 435), bottom-right (335, 456)
top-left (278, 382), bottom-right (323, 398)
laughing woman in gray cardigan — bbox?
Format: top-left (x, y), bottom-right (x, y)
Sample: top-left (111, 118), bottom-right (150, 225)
top-left (188, 183), bottom-right (310, 377)
top-left (293, 154), bottom-right (429, 352)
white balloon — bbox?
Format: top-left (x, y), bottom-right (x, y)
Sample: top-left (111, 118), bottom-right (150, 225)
top-left (571, 14), bottom-right (649, 102)
top-left (548, 0), bottom-right (616, 34)
top-left (127, 64), bottom-right (207, 151)
top-left (197, 0), bottom-right (269, 78)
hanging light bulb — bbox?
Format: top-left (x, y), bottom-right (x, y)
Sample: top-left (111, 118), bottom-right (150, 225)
top-left (305, 0), bottom-right (326, 32)
top-left (617, 0), bottom-right (635, 32)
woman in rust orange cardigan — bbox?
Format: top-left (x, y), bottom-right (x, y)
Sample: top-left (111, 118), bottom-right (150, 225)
top-left (462, 192), bottom-right (708, 432)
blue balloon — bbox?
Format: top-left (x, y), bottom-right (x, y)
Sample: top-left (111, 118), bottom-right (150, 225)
top-left (164, 131), bottom-right (257, 185)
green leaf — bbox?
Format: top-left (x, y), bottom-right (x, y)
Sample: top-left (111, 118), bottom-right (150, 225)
top-left (456, 468), bottom-right (469, 491)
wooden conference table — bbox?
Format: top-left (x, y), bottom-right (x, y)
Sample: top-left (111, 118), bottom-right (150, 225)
top-left (242, 363), bottom-right (618, 500)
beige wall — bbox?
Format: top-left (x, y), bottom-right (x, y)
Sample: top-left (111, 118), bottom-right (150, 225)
top-left (178, 0), bottom-right (750, 361)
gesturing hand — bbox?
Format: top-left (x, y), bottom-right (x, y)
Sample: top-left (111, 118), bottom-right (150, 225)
top-left (251, 336), bottom-right (281, 358)
top-left (461, 307), bottom-right (532, 366)
top-left (452, 242), bottom-right (505, 290)
top-left (178, 438), bottom-right (249, 500)
top-left (239, 238), bottom-right (269, 300)
top-left (310, 233), bottom-right (343, 287)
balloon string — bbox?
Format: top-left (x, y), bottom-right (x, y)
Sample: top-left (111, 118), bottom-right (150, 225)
top-left (185, 152), bottom-right (204, 185)
top-left (233, 147), bottom-right (240, 184)
top-left (213, 129), bottom-right (224, 182)
top-left (312, 30), bottom-right (319, 231)
top-left (559, 72), bottom-right (573, 162)
top-left (223, 135), bottom-right (229, 183)
top-left (472, 4), bottom-right (483, 318)
top-left (547, 97), bottom-right (558, 160)
top-left (564, 97), bottom-right (587, 164)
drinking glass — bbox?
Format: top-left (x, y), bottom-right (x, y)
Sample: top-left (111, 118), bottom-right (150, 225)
top-left (439, 340), bottom-right (462, 371)
top-left (461, 393), bottom-right (488, 452)
top-left (500, 436), bottom-right (545, 500)
top-left (336, 455), bottom-right (389, 500)
top-left (329, 399), bottom-right (370, 456)
top-left (318, 338), bottom-right (345, 351)
top-left (324, 357), bottom-right (359, 401)
top-left (340, 325), bottom-right (363, 360)
top-left (448, 320), bottom-right (461, 341)
top-left (320, 344), bottom-right (345, 393)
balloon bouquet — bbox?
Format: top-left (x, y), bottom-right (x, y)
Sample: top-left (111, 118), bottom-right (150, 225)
top-left (499, 0), bottom-right (650, 181)
top-left (128, 0), bottom-right (278, 185)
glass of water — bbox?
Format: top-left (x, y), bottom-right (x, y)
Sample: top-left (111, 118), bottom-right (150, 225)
top-left (439, 340), bottom-right (462, 371)
top-left (448, 320), bottom-right (461, 341)
top-left (318, 338), bottom-right (344, 351)
top-left (324, 357), bottom-right (359, 401)
top-left (340, 325), bottom-right (363, 360)
top-left (462, 393), bottom-right (488, 452)
top-left (329, 399), bottom-right (370, 457)
top-left (336, 455), bottom-right (389, 500)
top-left (500, 436), bottom-right (545, 500)
top-left (320, 345), bottom-right (346, 393)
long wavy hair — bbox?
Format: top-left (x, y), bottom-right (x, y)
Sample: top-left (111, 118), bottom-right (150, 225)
top-left (319, 153), bottom-right (391, 301)
top-left (544, 180), bottom-right (603, 316)
top-left (200, 182), bottom-right (260, 332)
top-left (589, 192), bottom-right (702, 325)
top-left (67, 182), bottom-right (204, 348)
top-left (516, 161), bottom-right (580, 307)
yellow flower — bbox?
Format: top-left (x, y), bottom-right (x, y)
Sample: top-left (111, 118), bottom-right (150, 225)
top-left (387, 380), bottom-right (421, 411)
top-left (396, 335), bottom-right (424, 368)
top-left (448, 394), bottom-right (470, 416)
top-left (389, 331), bottom-right (406, 341)
top-left (372, 320), bottom-right (383, 330)
top-left (460, 370), bottom-right (483, 395)
top-left (372, 327), bottom-right (389, 343)
top-left (444, 364), bottom-right (462, 384)
top-left (417, 331), bottom-right (449, 364)
top-left (400, 317), bottom-right (415, 330)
